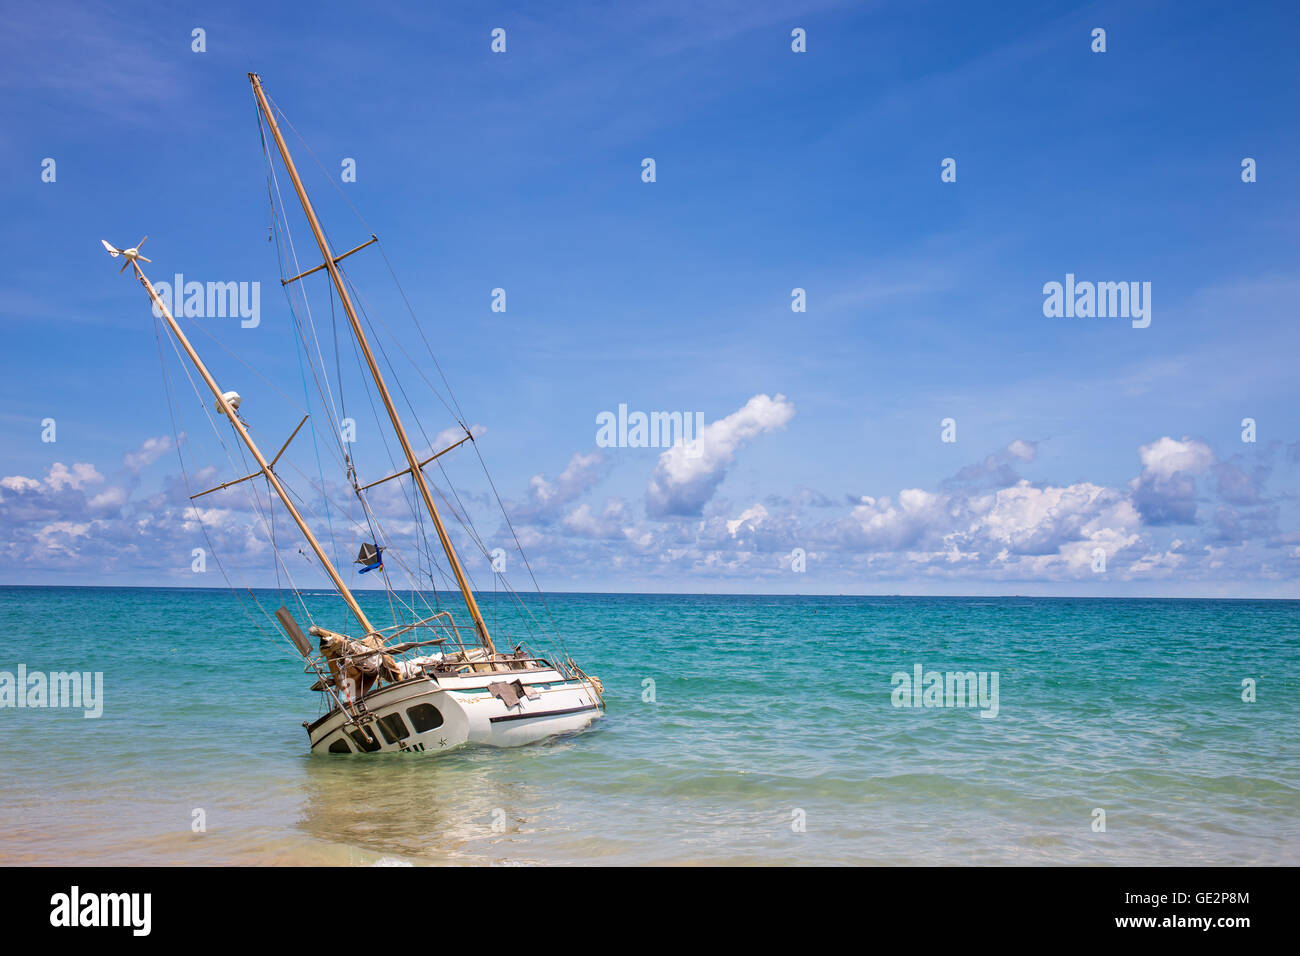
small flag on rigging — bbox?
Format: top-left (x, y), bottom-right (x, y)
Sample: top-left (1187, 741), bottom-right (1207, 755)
top-left (355, 542), bottom-right (384, 575)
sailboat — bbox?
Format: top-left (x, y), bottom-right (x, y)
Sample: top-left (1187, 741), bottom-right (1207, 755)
top-left (102, 73), bottom-right (604, 755)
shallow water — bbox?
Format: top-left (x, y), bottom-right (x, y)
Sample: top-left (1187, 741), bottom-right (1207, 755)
top-left (1, 587), bottom-right (1296, 865)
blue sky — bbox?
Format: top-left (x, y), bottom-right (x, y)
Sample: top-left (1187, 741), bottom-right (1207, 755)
top-left (1, 0), bottom-right (1297, 596)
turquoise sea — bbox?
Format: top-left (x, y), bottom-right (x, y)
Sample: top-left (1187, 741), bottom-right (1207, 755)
top-left (0, 586), bottom-right (1296, 866)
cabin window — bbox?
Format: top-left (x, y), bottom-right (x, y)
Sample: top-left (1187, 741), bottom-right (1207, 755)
top-left (348, 728), bottom-right (382, 753)
top-left (376, 712), bottom-right (410, 744)
top-left (328, 738), bottom-right (352, 754)
top-left (407, 703), bottom-right (444, 733)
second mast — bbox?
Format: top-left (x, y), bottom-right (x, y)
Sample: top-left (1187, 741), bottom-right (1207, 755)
top-left (249, 72), bottom-right (497, 654)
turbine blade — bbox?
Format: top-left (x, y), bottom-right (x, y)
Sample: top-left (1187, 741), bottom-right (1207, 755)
top-left (138, 255), bottom-right (151, 263)
top-left (119, 259), bottom-right (130, 273)
top-left (136, 235), bottom-right (148, 249)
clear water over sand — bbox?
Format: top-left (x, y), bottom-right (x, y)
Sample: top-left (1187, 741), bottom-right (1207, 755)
top-left (1, 587), bottom-right (1296, 865)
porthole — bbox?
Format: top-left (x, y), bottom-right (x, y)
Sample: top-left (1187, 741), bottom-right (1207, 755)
top-left (407, 703), bottom-right (444, 733)
top-left (376, 712), bottom-right (410, 744)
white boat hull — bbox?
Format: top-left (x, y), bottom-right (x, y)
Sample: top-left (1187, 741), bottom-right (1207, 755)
top-left (306, 667), bottom-right (601, 754)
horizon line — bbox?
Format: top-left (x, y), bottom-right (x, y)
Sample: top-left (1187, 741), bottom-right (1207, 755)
top-left (0, 583), bottom-right (1295, 601)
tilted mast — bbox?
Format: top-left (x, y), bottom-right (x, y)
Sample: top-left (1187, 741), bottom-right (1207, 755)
top-left (249, 72), bottom-right (497, 655)
top-left (112, 247), bottom-right (377, 638)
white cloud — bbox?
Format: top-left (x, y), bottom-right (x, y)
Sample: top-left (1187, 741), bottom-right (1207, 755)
top-left (0, 476), bottom-right (41, 493)
top-left (726, 503), bottom-right (769, 536)
top-left (34, 521), bottom-right (93, 556)
top-left (845, 489), bottom-right (948, 551)
top-left (974, 481), bottom-right (1136, 555)
top-left (1132, 436), bottom-right (1217, 526)
top-left (526, 451), bottom-right (607, 520)
top-left (45, 462), bottom-right (104, 491)
top-left (123, 436), bottom-right (173, 474)
top-left (647, 393), bottom-right (794, 517)
top-left (562, 499), bottom-right (630, 539)
top-left (1006, 439), bottom-right (1036, 461)
top-left (1138, 436), bottom-right (1214, 479)
top-left (88, 486), bottom-right (129, 510)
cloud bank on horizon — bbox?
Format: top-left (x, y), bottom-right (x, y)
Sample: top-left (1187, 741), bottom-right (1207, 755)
top-left (2, 392), bottom-right (1296, 596)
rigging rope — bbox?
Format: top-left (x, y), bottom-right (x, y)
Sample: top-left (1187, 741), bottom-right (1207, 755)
top-left (163, 87), bottom-right (584, 672)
